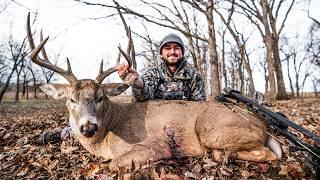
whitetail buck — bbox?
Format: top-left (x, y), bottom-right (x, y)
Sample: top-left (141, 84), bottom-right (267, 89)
top-left (26, 13), bottom-right (282, 171)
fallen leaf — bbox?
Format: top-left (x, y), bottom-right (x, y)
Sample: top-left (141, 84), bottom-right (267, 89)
top-left (278, 164), bottom-right (288, 175)
top-left (257, 163), bottom-right (269, 173)
top-left (241, 170), bottom-right (255, 179)
top-left (17, 167), bottom-right (29, 176)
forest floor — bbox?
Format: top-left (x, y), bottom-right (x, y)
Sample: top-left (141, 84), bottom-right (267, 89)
top-left (0, 96), bottom-right (319, 179)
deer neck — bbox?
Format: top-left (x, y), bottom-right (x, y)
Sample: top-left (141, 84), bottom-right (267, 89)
top-left (102, 100), bottom-right (147, 144)
top-left (103, 100), bottom-right (127, 132)
top-left (90, 101), bottom-right (143, 159)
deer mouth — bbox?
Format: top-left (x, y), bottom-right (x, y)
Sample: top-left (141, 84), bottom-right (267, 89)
top-left (80, 123), bottom-right (98, 137)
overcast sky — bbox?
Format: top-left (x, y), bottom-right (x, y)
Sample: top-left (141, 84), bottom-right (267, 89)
top-left (1, 0), bottom-right (320, 92)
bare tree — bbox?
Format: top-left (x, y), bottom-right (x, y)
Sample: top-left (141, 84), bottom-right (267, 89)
top-left (14, 57), bottom-right (25, 102)
top-left (217, 26), bottom-right (228, 89)
top-left (21, 65), bottom-right (31, 99)
top-left (280, 30), bottom-right (317, 97)
top-left (306, 22), bottom-right (320, 69)
top-left (0, 34), bottom-right (28, 102)
top-left (282, 46), bottom-right (310, 97)
top-left (133, 23), bottom-right (160, 68)
top-left (229, 0), bottom-right (295, 101)
top-left (214, 1), bottom-right (255, 95)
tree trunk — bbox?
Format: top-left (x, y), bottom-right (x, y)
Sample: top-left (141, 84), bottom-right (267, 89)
top-left (34, 83), bottom-right (37, 99)
top-left (236, 59), bottom-right (243, 93)
top-left (295, 74), bottom-right (299, 97)
top-left (30, 70), bottom-right (37, 99)
top-left (15, 73), bottom-right (20, 103)
top-left (286, 59), bottom-right (295, 96)
top-left (243, 50), bottom-right (255, 96)
top-left (238, 54), bottom-right (244, 93)
top-left (22, 73), bottom-right (27, 98)
top-left (221, 30), bottom-right (227, 89)
top-left (185, 35), bottom-right (199, 70)
top-left (206, 0), bottom-right (220, 97)
top-left (272, 36), bottom-right (288, 100)
top-left (265, 35), bottom-right (276, 102)
top-left (0, 65), bottom-right (17, 102)
top-left (261, 0), bottom-right (276, 102)
top-left (26, 83), bottom-right (29, 100)
top-left (313, 80), bottom-right (319, 96)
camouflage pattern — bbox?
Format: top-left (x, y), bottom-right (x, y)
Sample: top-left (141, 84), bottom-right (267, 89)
top-left (133, 59), bottom-right (206, 101)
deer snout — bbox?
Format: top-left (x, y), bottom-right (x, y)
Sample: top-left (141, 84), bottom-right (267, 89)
top-left (80, 123), bottom-right (98, 137)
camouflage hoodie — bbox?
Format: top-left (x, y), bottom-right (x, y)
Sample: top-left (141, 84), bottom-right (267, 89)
top-left (133, 59), bottom-right (206, 101)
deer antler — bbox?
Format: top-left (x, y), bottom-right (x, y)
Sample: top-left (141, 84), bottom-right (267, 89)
top-left (26, 12), bottom-right (78, 84)
top-left (95, 28), bottom-right (133, 84)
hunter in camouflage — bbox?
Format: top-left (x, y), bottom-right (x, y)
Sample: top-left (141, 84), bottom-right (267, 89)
top-left (120, 33), bottom-right (206, 101)
top-left (132, 59), bottom-right (206, 101)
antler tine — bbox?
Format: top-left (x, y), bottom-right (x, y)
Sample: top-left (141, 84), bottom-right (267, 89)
top-left (26, 13), bottom-right (36, 50)
top-left (40, 30), bottom-right (49, 62)
top-left (26, 12), bottom-right (78, 84)
top-left (95, 59), bottom-right (118, 84)
top-left (95, 31), bottom-right (133, 84)
top-left (118, 46), bottom-right (133, 68)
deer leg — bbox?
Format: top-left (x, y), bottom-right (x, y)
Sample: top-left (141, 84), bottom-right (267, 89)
top-left (211, 149), bottom-right (238, 162)
top-left (109, 140), bottom-right (171, 171)
top-left (212, 149), bottom-right (224, 162)
top-left (235, 146), bottom-right (277, 162)
top-left (109, 145), bottom-right (153, 171)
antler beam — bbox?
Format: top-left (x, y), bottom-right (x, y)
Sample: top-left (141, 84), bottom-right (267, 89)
top-left (26, 12), bottom-right (78, 84)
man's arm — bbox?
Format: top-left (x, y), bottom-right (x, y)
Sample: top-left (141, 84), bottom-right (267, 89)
top-left (118, 64), bottom-right (160, 102)
top-left (132, 69), bottom-right (161, 101)
top-left (189, 73), bottom-right (206, 101)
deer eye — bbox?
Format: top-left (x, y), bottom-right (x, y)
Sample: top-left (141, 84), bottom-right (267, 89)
top-left (96, 96), bottom-right (103, 103)
top-left (70, 98), bottom-right (76, 103)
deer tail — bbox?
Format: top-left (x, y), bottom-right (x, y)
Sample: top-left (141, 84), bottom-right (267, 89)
top-left (267, 136), bottom-right (282, 159)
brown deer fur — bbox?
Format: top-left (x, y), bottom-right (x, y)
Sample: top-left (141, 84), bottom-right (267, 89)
top-left (40, 80), bottom-right (279, 171)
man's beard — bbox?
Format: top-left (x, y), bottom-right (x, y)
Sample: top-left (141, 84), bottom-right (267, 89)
top-left (164, 56), bottom-right (182, 66)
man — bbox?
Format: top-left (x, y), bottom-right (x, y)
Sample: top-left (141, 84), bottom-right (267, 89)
top-left (118, 33), bottom-right (206, 101)
top-left (39, 33), bottom-right (206, 144)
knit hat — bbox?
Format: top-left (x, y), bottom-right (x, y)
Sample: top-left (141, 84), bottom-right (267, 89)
top-left (159, 33), bottom-right (185, 55)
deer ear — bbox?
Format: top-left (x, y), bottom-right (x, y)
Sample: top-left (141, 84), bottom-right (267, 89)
top-left (40, 83), bottom-right (68, 99)
top-left (101, 83), bottom-right (129, 96)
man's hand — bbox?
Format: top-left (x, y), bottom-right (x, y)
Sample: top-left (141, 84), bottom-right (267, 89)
top-left (118, 64), bottom-right (144, 89)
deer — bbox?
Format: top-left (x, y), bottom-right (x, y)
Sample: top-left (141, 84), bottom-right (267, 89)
top-left (26, 13), bottom-right (282, 171)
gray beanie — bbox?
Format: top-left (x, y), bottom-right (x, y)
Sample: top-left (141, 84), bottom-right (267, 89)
top-left (159, 33), bottom-right (185, 55)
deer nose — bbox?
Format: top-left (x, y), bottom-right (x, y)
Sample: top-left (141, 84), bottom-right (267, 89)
top-left (80, 123), bottom-right (98, 137)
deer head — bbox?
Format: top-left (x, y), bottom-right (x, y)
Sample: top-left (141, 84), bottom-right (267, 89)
top-left (26, 13), bottom-right (133, 138)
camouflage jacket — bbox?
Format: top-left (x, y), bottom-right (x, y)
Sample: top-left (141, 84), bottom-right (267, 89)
top-left (132, 59), bottom-right (206, 101)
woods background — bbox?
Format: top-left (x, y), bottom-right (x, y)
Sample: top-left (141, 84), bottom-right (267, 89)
top-left (1, 1), bottom-right (320, 179)
top-left (0, 0), bottom-right (319, 102)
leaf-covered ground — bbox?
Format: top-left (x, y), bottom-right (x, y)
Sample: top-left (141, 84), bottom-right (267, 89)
top-left (0, 97), bottom-right (319, 179)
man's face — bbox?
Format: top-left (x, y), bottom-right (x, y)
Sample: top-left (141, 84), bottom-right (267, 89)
top-left (160, 42), bottom-right (183, 66)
